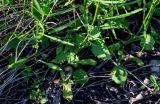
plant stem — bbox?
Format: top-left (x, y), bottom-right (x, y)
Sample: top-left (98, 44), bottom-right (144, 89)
top-left (143, 0), bottom-right (159, 35)
top-left (92, 1), bottom-right (99, 25)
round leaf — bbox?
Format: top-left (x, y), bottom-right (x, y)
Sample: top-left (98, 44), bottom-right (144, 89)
top-left (62, 79), bottom-right (73, 101)
top-left (73, 69), bottom-right (88, 84)
top-left (111, 66), bottom-right (128, 85)
top-left (140, 34), bottom-right (155, 50)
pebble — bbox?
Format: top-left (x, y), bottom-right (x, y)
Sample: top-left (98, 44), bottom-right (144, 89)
top-left (149, 60), bottom-right (160, 73)
top-left (129, 92), bottom-right (144, 104)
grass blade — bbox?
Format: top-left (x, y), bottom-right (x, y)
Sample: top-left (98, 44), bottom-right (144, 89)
top-left (105, 8), bottom-right (143, 20)
top-left (44, 34), bottom-right (74, 46)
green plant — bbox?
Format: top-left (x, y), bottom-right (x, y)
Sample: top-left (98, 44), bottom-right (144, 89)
top-left (0, 0), bottom-right (160, 102)
top-left (29, 80), bottom-right (47, 104)
top-left (149, 75), bottom-right (160, 91)
top-left (111, 66), bottom-right (128, 85)
top-left (39, 59), bottom-right (90, 100)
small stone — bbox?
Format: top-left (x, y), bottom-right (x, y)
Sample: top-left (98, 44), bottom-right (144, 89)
top-left (117, 95), bottom-right (121, 99)
top-left (149, 60), bottom-right (160, 73)
top-left (109, 87), bottom-right (118, 93)
top-left (129, 92), bottom-right (144, 103)
top-left (64, 66), bottom-right (73, 71)
top-left (131, 44), bottom-right (140, 52)
top-left (53, 79), bottom-right (60, 84)
top-left (136, 51), bottom-right (143, 57)
top-left (46, 85), bottom-right (61, 104)
top-left (143, 78), bottom-right (149, 85)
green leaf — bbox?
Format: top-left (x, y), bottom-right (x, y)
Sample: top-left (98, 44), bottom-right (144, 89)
top-left (105, 8), bottom-right (143, 20)
top-left (108, 42), bottom-right (121, 53)
top-left (149, 75), bottom-right (160, 91)
top-left (8, 58), bottom-right (27, 69)
top-left (62, 79), bottom-right (73, 101)
top-left (7, 38), bottom-right (20, 49)
top-left (67, 52), bottom-right (79, 64)
top-left (88, 26), bottom-right (101, 40)
top-left (23, 66), bottom-right (32, 81)
top-left (48, 19), bottom-right (79, 34)
top-left (154, 8), bottom-right (160, 16)
top-left (9, 56), bottom-right (15, 65)
top-left (39, 60), bottom-right (61, 71)
top-left (75, 59), bottom-right (97, 66)
top-left (131, 55), bottom-right (144, 66)
top-left (31, 0), bottom-right (44, 21)
top-left (29, 90), bottom-right (37, 100)
top-left (91, 40), bottom-right (110, 59)
top-left (54, 52), bottom-right (78, 64)
top-left (101, 19), bottom-right (128, 30)
top-left (150, 75), bottom-right (158, 84)
top-left (54, 47), bottom-right (69, 64)
top-left (83, 0), bottom-right (89, 26)
top-left (40, 97), bottom-right (48, 104)
top-left (98, 0), bottom-right (125, 5)
top-left (75, 34), bottom-right (86, 46)
top-left (64, 0), bottom-right (75, 6)
top-left (111, 66), bottom-right (128, 85)
top-left (73, 69), bottom-right (88, 84)
top-left (140, 34), bottom-right (155, 50)
top-left (44, 34), bottom-right (74, 46)
top-left (54, 46), bottom-right (79, 64)
top-left (1, 0), bottom-right (13, 6)
top-left (42, 2), bottom-right (50, 15)
top-left (46, 63), bottom-right (61, 71)
top-left (47, 5), bottom-right (80, 17)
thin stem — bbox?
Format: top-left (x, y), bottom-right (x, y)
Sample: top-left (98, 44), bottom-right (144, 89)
top-left (92, 1), bottom-right (99, 25)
